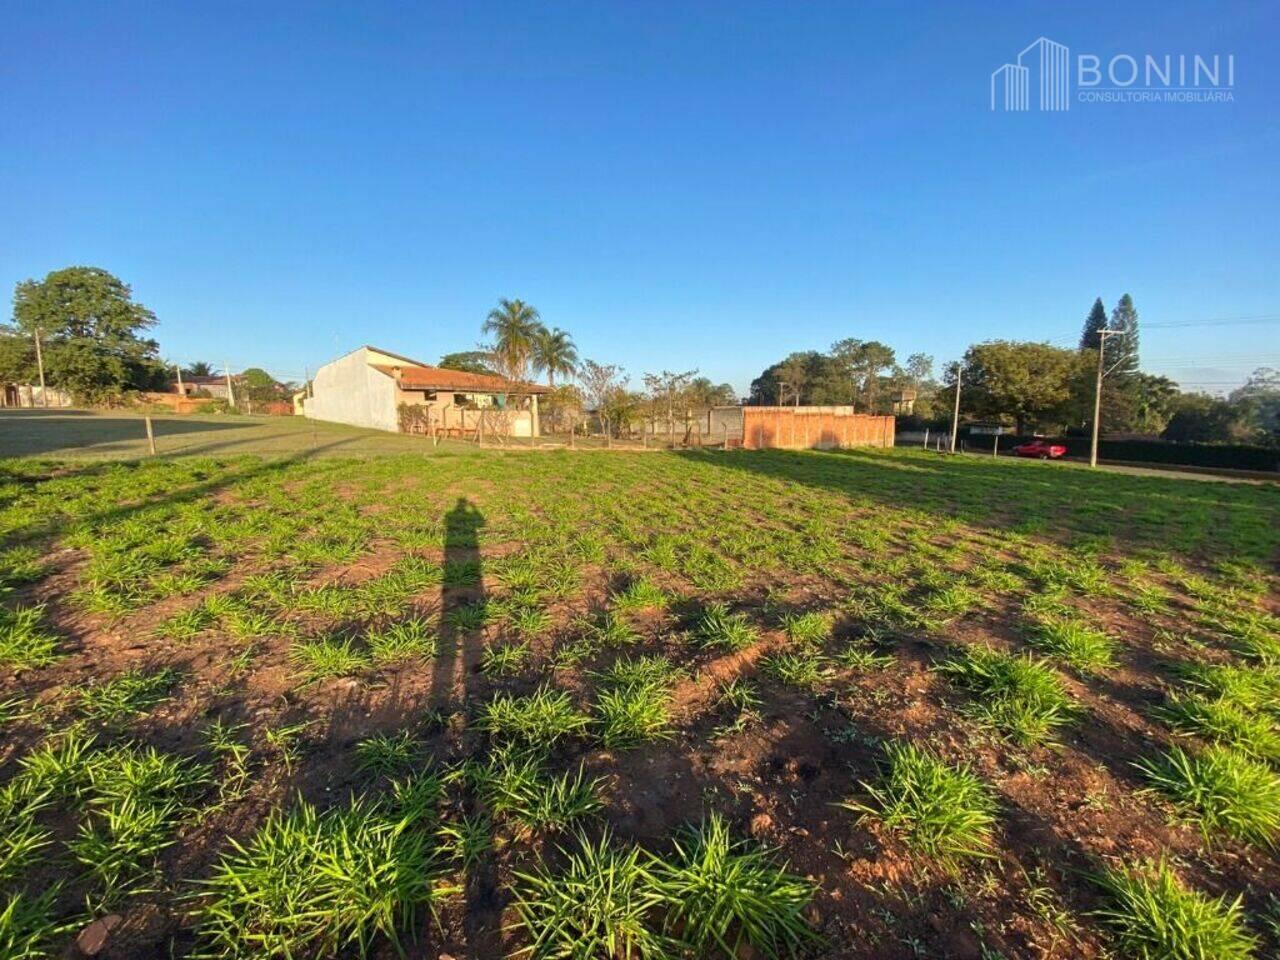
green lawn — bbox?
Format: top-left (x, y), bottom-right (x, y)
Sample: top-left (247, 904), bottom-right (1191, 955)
top-left (0, 408), bottom-right (460, 459)
top-left (0, 445), bottom-right (1277, 958)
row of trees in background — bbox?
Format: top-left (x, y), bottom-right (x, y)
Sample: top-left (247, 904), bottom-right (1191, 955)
top-left (745, 295), bottom-right (1279, 447)
top-left (949, 296), bottom-right (1278, 445)
top-left (748, 341), bottom-right (936, 414)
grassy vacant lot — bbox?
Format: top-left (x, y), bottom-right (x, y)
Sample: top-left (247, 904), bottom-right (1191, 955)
top-left (0, 409), bottom-right (455, 459)
top-left (0, 445), bottom-right (1278, 958)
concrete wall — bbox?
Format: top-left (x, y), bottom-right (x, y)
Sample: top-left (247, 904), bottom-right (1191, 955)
top-left (306, 347), bottom-right (398, 432)
top-left (1, 385), bottom-right (74, 408)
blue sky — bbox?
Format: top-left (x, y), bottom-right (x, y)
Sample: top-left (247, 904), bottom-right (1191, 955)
top-left (2, 1), bottom-right (1277, 394)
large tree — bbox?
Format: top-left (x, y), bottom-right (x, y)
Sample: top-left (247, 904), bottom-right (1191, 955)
top-left (748, 352), bottom-right (847, 406)
top-left (831, 338), bottom-right (896, 412)
top-left (1079, 297), bottom-right (1108, 351)
top-left (439, 351), bottom-right (496, 376)
top-left (1130, 373), bottom-right (1181, 435)
top-left (1230, 367), bottom-right (1280, 444)
top-left (184, 360), bottom-right (214, 377)
top-left (683, 377), bottom-right (736, 409)
top-left (531, 326), bottom-right (579, 387)
top-left (1163, 393), bottom-right (1254, 444)
top-left (238, 367), bottom-right (283, 409)
top-left (1107, 294), bottom-right (1140, 380)
top-left (482, 298), bottom-right (542, 381)
top-left (955, 340), bottom-right (1085, 434)
top-left (9, 266), bottom-right (166, 401)
top-left (775, 356), bottom-right (808, 406)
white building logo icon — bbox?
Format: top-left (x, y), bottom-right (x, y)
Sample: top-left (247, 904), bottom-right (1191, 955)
top-left (992, 37), bottom-right (1070, 111)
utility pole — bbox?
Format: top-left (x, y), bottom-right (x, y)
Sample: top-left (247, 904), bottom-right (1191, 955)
top-left (224, 362), bottom-right (236, 409)
top-left (948, 362), bottom-right (963, 453)
top-left (1089, 330), bottom-right (1115, 469)
top-left (33, 327), bottom-right (48, 407)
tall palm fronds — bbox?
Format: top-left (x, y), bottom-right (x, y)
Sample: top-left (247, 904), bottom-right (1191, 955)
top-left (482, 299), bottom-right (542, 381)
top-left (531, 327), bottom-right (579, 387)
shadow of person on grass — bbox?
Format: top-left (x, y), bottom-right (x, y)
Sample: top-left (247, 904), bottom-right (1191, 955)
top-left (431, 496), bottom-right (486, 714)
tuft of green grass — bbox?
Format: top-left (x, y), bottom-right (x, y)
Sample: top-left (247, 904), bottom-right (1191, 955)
top-left (842, 741), bottom-right (996, 870)
top-left (79, 667), bottom-right (179, 725)
top-left (437, 812), bottom-right (492, 869)
top-left (835, 639), bottom-right (894, 671)
top-left (921, 583), bottom-right (982, 620)
top-left (1094, 861), bottom-right (1257, 960)
top-left (16, 735), bottom-right (208, 902)
top-left (763, 650), bottom-right (830, 690)
top-left (479, 686), bottom-right (591, 748)
top-left (444, 601), bottom-right (489, 632)
top-left (481, 640), bottom-right (532, 676)
top-left (467, 748), bottom-right (603, 834)
top-left (0, 605), bottom-right (61, 669)
top-left (1026, 618), bottom-right (1118, 674)
top-left (658, 812), bottom-right (818, 957)
top-left (366, 617), bottom-right (436, 664)
top-left (0, 887), bottom-right (64, 959)
top-left (291, 636), bottom-right (370, 680)
top-left (1157, 693), bottom-right (1280, 764)
top-left (695, 603), bottom-right (759, 652)
top-left (195, 789), bottom-right (457, 959)
top-left (596, 684), bottom-right (674, 750)
top-left (1175, 662), bottom-right (1280, 717)
top-left (938, 646), bottom-right (1076, 745)
top-left (511, 830), bottom-right (670, 960)
top-left (1137, 744), bottom-right (1280, 848)
top-left (612, 577), bottom-right (670, 614)
top-left (781, 610), bottom-right (832, 647)
top-left (355, 731), bottom-right (423, 778)
top-left (595, 654), bottom-right (683, 692)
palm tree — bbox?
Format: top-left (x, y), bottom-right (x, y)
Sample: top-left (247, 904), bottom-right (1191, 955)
top-left (185, 361), bottom-right (214, 377)
top-left (531, 327), bottom-right (579, 387)
top-left (482, 298), bottom-right (542, 381)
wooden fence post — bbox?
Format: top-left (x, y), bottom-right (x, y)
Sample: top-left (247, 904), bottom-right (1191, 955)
top-left (144, 416), bottom-right (157, 456)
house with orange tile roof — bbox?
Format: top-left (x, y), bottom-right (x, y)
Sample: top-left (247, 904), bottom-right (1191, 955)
top-left (302, 345), bottom-right (548, 438)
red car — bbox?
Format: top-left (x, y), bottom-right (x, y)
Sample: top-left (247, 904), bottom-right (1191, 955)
top-left (1013, 439), bottom-right (1067, 459)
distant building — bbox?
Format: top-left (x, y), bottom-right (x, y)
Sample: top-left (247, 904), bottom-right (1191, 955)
top-left (302, 345), bottom-right (548, 437)
top-left (173, 375), bottom-right (238, 400)
top-left (1, 384), bottom-right (73, 407)
top-left (891, 389), bottom-right (918, 415)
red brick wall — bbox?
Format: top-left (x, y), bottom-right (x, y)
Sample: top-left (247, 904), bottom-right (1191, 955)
top-left (741, 407), bottom-right (894, 450)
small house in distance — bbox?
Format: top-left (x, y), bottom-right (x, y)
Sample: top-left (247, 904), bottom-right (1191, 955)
top-left (302, 345), bottom-right (548, 438)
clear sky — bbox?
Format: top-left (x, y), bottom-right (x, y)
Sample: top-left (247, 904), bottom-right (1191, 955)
top-left (2, 1), bottom-right (1277, 394)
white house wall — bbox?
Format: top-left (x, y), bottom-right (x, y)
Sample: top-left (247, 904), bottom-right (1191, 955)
top-left (305, 347), bottom-right (398, 433)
